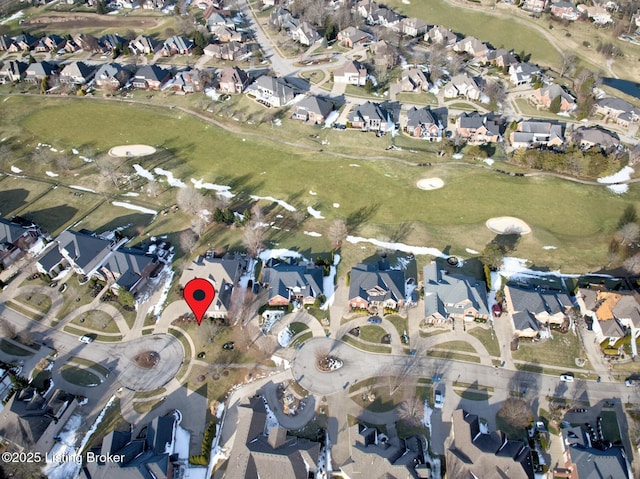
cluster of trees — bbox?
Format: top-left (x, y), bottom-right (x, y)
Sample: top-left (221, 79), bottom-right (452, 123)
top-left (510, 145), bottom-right (620, 178)
top-left (609, 205), bottom-right (640, 273)
top-left (189, 419), bottom-right (218, 465)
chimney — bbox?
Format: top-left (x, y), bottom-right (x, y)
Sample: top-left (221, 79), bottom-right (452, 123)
top-left (267, 426), bottom-right (288, 449)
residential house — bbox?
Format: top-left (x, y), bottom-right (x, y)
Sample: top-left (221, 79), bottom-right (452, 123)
top-left (404, 106), bottom-right (446, 141)
top-left (356, 0), bottom-right (377, 18)
top-left (217, 65), bottom-right (250, 93)
top-left (531, 84), bottom-right (576, 112)
top-left (504, 284), bottom-right (573, 338)
top-left (99, 33), bottom-right (126, 53)
top-left (0, 389), bottom-right (78, 454)
top-left (551, 1), bottom-right (579, 20)
top-left (425, 25), bottom-right (458, 47)
top-left (0, 217), bottom-right (45, 269)
top-left (337, 26), bottom-right (372, 48)
top-left (333, 60), bottom-right (368, 86)
top-left (36, 244), bottom-right (64, 276)
top-left (82, 411), bottom-right (194, 479)
top-left (348, 261), bottom-right (405, 313)
top-left (554, 424), bottom-right (632, 479)
top-left (63, 37), bottom-right (83, 54)
top-left (367, 6), bottom-right (402, 30)
top-left (205, 10), bottom-right (236, 31)
top-left (94, 63), bottom-right (131, 90)
top-left (401, 17), bottom-right (428, 37)
top-left (59, 61), bottom-right (95, 85)
top-left (446, 409), bottom-right (535, 479)
top-left (577, 4), bottom-right (613, 24)
top-left (423, 262), bottom-right (490, 324)
top-left (247, 75), bottom-right (299, 107)
top-left (341, 423), bottom-right (429, 478)
top-left (262, 258), bottom-right (324, 306)
top-left (482, 48), bottom-right (518, 68)
top-left (291, 21), bottom-right (319, 46)
top-left (71, 33), bottom-right (101, 53)
top-left (0, 35), bottom-right (15, 51)
top-left (347, 101), bottom-right (394, 133)
top-left (595, 97), bottom-right (640, 127)
top-left (172, 68), bottom-right (204, 93)
top-left (54, 229), bottom-right (124, 278)
top-left (580, 287), bottom-right (632, 344)
top-left (25, 61), bottom-right (59, 83)
top-left (203, 41), bottom-right (248, 60)
top-left (291, 95), bottom-right (334, 124)
top-left (0, 60), bottom-right (27, 84)
top-left (510, 120), bottom-right (565, 149)
top-left (162, 35), bottom-right (194, 56)
top-left (453, 36), bottom-right (490, 58)
top-left (209, 24), bottom-right (243, 43)
top-left (132, 64), bottom-right (171, 90)
top-left (9, 34), bottom-right (38, 52)
top-left (96, 246), bottom-right (160, 294)
top-left (444, 74), bottom-right (481, 101)
top-left (225, 396), bottom-right (321, 479)
top-left (574, 126), bottom-right (620, 152)
top-left (370, 40), bottom-right (397, 69)
top-left (522, 0), bottom-right (548, 13)
top-left (129, 35), bottom-right (160, 55)
top-left (509, 62), bottom-right (541, 86)
top-left (179, 254), bottom-right (242, 319)
top-left (34, 34), bottom-right (66, 53)
top-left (400, 68), bottom-right (429, 92)
top-left (269, 6), bottom-right (299, 31)
top-left (456, 112), bottom-right (502, 143)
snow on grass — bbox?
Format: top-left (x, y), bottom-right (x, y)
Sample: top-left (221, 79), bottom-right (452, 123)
top-left (46, 171), bottom-right (59, 177)
top-left (72, 148), bottom-right (79, 155)
top-left (0, 10), bottom-right (23, 24)
top-left (70, 185), bottom-right (96, 193)
top-left (499, 257), bottom-right (582, 282)
top-left (597, 166), bottom-right (634, 184)
top-left (112, 201), bottom-right (157, 215)
top-left (250, 195), bottom-right (297, 212)
top-left (349, 164), bottom-right (361, 167)
top-left (309, 190), bottom-right (317, 195)
top-left (10, 166), bottom-right (22, 173)
top-left (324, 110), bottom-right (339, 128)
top-left (466, 248), bottom-right (479, 254)
top-left (263, 398), bottom-right (279, 431)
top-left (304, 231), bottom-right (322, 237)
top-left (607, 184), bottom-right (629, 194)
top-left (154, 168), bottom-right (186, 187)
top-left (122, 192), bottom-right (139, 197)
top-left (259, 248), bottom-right (304, 262)
top-left (346, 236), bottom-right (446, 258)
top-left (452, 153), bottom-right (464, 159)
top-left (543, 245), bottom-right (557, 250)
top-left (133, 164), bottom-right (155, 181)
top-left (333, 203), bottom-right (340, 208)
top-left (152, 269), bottom-right (174, 317)
top-left (321, 253), bottom-right (340, 310)
top-left (191, 178), bottom-right (235, 198)
top-left (278, 327), bottom-right (293, 347)
top-left (483, 158), bottom-right (494, 166)
top-left (307, 206), bottom-right (325, 219)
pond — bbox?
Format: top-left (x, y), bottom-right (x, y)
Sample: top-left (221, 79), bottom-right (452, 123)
top-left (601, 78), bottom-right (640, 100)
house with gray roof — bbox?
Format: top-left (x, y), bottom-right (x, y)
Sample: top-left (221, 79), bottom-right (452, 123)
top-left (510, 120), bottom-right (565, 149)
top-left (9, 34), bottom-right (38, 52)
top-left (25, 61), bottom-right (59, 83)
top-left (504, 284), bottom-right (573, 338)
top-left (99, 33), bottom-right (126, 52)
top-left (225, 396), bottom-right (321, 479)
top-left (94, 63), bottom-right (131, 89)
top-left (203, 41), bottom-right (249, 61)
top-left (337, 26), bottom-right (372, 48)
top-left (162, 35), bottom-right (194, 56)
top-left (291, 95), bottom-right (334, 124)
top-left (575, 126), bottom-right (621, 152)
top-left (262, 258), bottom-right (324, 307)
top-left (423, 262), bottom-right (489, 325)
top-left (444, 74), bottom-right (481, 101)
top-left (59, 61), bottom-right (95, 85)
top-left (555, 423), bottom-right (632, 479)
top-left (97, 247), bottom-right (161, 294)
top-left (172, 68), bottom-right (204, 93)
top-left (132, 64), bottom-right (171, 90)
top-left (531, 84), bottom-right (576, 112)
top-left (333, 60), bottom-right (368, 86)
top-left (579, 287), bottom-right (635, 344)
top-left (348, 101), bottom-right (394, 133)
top-left (482, 48), bottom-right (518, 68)
top-left (401, 17), bottom-right (428, 37)
top-left (446, 409), bottom-right (534, 479)
top-left (129, 34), bottom-right (160, 55)
top-left (367, 6), bottom-right (402, 29)
top-left (269, 6), bottom-right (299, 31)
top-left (247, 75), bottom-right (300, 107)
top-left (37, 245), bottom-right (64, 276)
top-left (0, 217), bottom-right (45, 268)
top-left (291, 21), bottom-right (320, 46)
top-left (400, 68), bottom-right (429, 92)
top-left (509, 62), bottom-right (541, 86)
top-left (56, 229), bottom-right (123, 278)
top-left (595, 97), bottom-right (640, 127)
top-left (0, 35), bottom-right (14, 51)
top-left (404, 106), bottom-right (446, 141)
top-left (453, 36), bottom-right (490, 58)
top-left (34, 34), bottom-right (66, 53)
top-left (425, 25), bottom-right (458, 46)
top-left (0, 60), bottom-right (27, 84)
top-left (456, 111), bottom-right (502, 143)
top-left (348, 261), bottom-right (405, 313)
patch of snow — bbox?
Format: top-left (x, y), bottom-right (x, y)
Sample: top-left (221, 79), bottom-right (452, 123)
top-left (483, 158), bottom-right (494, 166)
top-left (323, 110), bottom-right (340, 128)
top-left (133, 164), bottom-right (155, 181)
top-left (307, 206), bottom-right (325, 219)
top-left (50, 147), bottom-right (58, 152)
top-left (112, 201), bottom-right (157, 215)
top-left (122, 192), bottom-right (139, 197)
top-left (191, 178), bottom-right (235, 198)
top-left (250, 195), bottom-right (297, 212)
top-left (304, 231), bottom-right (322, 237)
top-left (309, 190), bottom-right (317, 195)
top-left (151, 269), bottom-right (175, 317)
top-left (72, 148), bottom-right (79, 155)
top-left (349, 164), bottom-right (361, 167)
top-left (70, 185), bottom-right (96, 193)
top-left (346, 236), bottom-right (446, 258)
top-left (598, 166), bottom-right (634, 184)
top-left (259, 249), bottom-right (304, 262)
top-left (154, 168), bottom-right (186, 187)
top-left (263, 398), bottom-right (279, 432)
top-left (271, 354), bottom-right (291, 369)
top-left (466, 248), bottom-right (479, 254)
top-left (174, 424), bottom-right (191, 460)
top-left (422, 401), bottom-right (433, 432)
top-left (278, 327), bottom-right (293, 347)
top-left (10, 166), bottom-right (22, 173)
top-left (333, 203), bottom-right (340, 208)
top-left (543, 245), bottom-right (557, 250)
top-left (79, 156), bottom-right (92, 163)
top-left (452, 153), bottom-right (464, 159)
top-left (46, 171), bottom-right (59, 177)
top-left (0, 10), bottom-right (23, 25)
top-left (608, 184), bottom-right (629, 194)
top-left (321, 254), bottom-right (340, 310)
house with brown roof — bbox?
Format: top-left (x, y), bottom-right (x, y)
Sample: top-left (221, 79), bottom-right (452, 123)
top-left (291, 95), bottom-right (334, 124)
top-left (453, 36), bottom-right (490, 58)
top-left (522, 0), bottom-right (548, 13)
top-left (425, 25), bottom-right (457, 46)
top-left (401, 17), bottom-right (428, 37)
top-left (129, 34), bottom-right (160, 55)
top-left (370, 40), bottom-right (397, 69)
top-left (456, 112), bottom-right (502, 143)
top-left (574, 126), bottom-right (621, 152)
top-left (444, 74), bottom-right (481, 101)
top-left (595, 97), bottom-right (640, 128)
top-left (580, 287), bottom-right (640, 346)
top-left (337, 26), bottom-right (372, 48)
top-left (34, 34), bottom-right (66, 53)
top-left (400, 68), bottom-right (429, 92)
top-left (551, 1), bottom-right (579, 20)
top-left (94, 63), bottom-right (131, 90)
top-left (209, 24), bottom-right (243, 43)
top-left (217, 66), bottom-right (250, 93)
top-left (333, 60), bottom-right (368, 86)
top-left (203, 41), bottom-right (248, 60)
top-left (446, 409), bottom-right (534, 479)
top-left (482, 48), bottom-right (518, 68)
top-left (0, 217), bottom-right (45, 269)
top-left (531, 84), bottom-right (576, 112)
top-left (172, 69), bottom-right (204, 93)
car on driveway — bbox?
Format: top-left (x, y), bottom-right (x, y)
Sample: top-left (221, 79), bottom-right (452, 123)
top-left (434, 389), bottom-right (444, 409)
top-left (79, 335), bottom-right (94, 344)
top-left (560, 373), bottom-right (574, 382)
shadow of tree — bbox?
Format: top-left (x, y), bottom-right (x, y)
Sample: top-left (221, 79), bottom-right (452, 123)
top-left (0, 188), bottom-right (30, 216)
top-left (346, 204), bottom-right (379, 235)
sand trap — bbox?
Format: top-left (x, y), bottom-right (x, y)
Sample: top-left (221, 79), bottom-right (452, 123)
top-left (417, 178), bottom-right (444, 190)
top-left (109, 144), bottom-right (156, 158)
top-left (486, 217), bottom-right (531, 235)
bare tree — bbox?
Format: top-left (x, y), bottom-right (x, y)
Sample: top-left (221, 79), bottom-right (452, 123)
top-left (31, 148), bottom-right (54, 166)
top-left (484, 79), bottom-right (507, 110)
top-left (146, 181), bottom-right (161, 198)
top-left (176, 186), bottom-right (206, 216)
top-left (559, 53), bottom-right (577, 78)
top-left (17, 329), bottom-right (34, 346)
top-left (0, 144), bottom-right (13, 169)
top-left (179, 229), bottom-right (199, 254)
top-left (623, 252), bottom-right (640, 274)
top-left (398, 396), bottom-right (424, 426)
top-left (615, 222), bottom-right (640, 246)
top-left (243, 204), bottom-right (266, 258)
top-left (497, 398), bottom-right (532, 430)
top-left (95, 154), bottom-right (123, 188)
top-left (55, 154), bottom-right (72, 175)
top-left (228, 287), bottom-right (266, 326)
top-left (0, 318), bottom-right (16, 339)
top-left (328, 219), bottom-right (348, 246)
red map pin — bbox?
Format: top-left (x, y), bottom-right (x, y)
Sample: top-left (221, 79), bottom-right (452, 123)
top-left (183, 278), bottom-right (215, 326)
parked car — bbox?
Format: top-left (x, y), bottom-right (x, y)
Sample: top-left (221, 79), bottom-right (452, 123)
top-left (560, 373), bottom-right (574, 382)
top-left (367, 316), bottom-right (382, 324)
top-left (79, 335), bottom-right (94, 344)
top-left (625, 378), bottom-right (639, 387)
top-left (434, 389), bottom-right (444, 409)
top-left (222, 341), bottom-right (235, 350)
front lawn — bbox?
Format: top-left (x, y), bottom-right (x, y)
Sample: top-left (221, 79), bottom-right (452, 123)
top-left (70, 310), bottom-right (121, 334)
top-left (60, 365), bottom-right (101, 387)
top-left (467, 326), bottom-right (501, 357)
top-left (0, 339), bottom-right (33, 357)
top-left (513, 333), bottom-right (591, 370)
top-left (359, 325), bottom-right (388, 343)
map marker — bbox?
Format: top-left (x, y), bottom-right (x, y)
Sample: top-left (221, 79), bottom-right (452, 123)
top-left (183, 278), bottom-right (215, 326)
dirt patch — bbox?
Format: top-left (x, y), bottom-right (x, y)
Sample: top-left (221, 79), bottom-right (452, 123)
top-left (26, 13), bottom-right (162, 32)
top-left (134, 350), bottom-right (160, 369)
top-left (486, 216), bottom-right (532, 235)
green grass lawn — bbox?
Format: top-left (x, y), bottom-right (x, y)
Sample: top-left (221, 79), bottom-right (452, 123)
top-left (60, 365), bottom-right (101, 387)
top-left (359, 325), bottom-right (388, 343)
top-left (454, 388), bottom-right (490, 401)
top-left (14, 293), bottom-right (52, 314)
top-left (432, 340), bottom-right (478, 354)
top-left (426, 350), bottom-right (481, 363)
top-left (513, 333), bottom-right (591, 370)
top-left (85, 398), bottom-right (129, 452)
top-left (350, 383), bottom-right (406, 413)
top-left (133, 387), bottom-right (168, 400)
top-left (288, 322), bottom-right (309, 336)
top-left (385, 315), bottom-right (408, 337)
top-left (132, 398), bottom-right (164, 414)
top-left (70, 310), bottom-right (121, 334)
top-left (290, 331), bottom-right (313, 349)
top-left (55, 275), bottom-right (97, 321)
top-left (467, 326), bottom-right (501, 357)
top-left (0, 176), bottom-right (53, 216)
top-left (600, 410), bottom-right (622, 443)
top-left (67, 356), bottom-right (111, 378)
top-left (0, 339), bottom-right (33, 357)
top-left (396, 92), bottom-right (439, 106)
top-left (342, 335), bottom-right (392, 354)
top-left (5, 301), bottom-right (44, 321)
top-left (62, 325), bottom-right (123, 342)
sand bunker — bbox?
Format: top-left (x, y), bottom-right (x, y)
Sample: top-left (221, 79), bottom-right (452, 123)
top-left (486, 217), bottom-right (532, 235)
top-left (109, 144), bottom-right (156, 158)
top-left (417, 178), bottom-right (444, 190)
